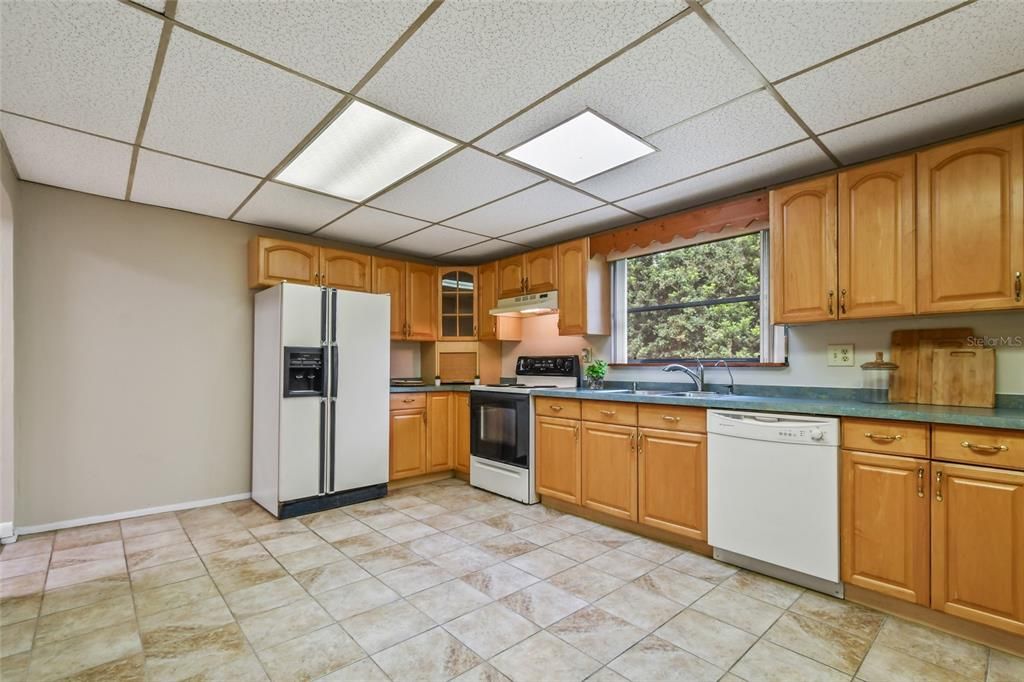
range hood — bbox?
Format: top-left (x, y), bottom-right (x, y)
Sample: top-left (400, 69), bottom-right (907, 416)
top-left (489, 290), bottom-right (559, 317)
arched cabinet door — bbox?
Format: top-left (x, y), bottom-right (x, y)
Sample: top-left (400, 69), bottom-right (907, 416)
top-left (320, 248), bottom-right (371, 292)
top-left (439, 268), bottom-right (476, 339)
top-left (917, 126), bottom-right (1024, 313)
top-left (770, 175), bottom-right (838, 323)
top-left (249, 237), bottom-right (318, 287)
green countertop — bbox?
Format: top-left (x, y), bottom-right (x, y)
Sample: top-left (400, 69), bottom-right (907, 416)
top-left (531, 388), bottom-right (1024, 430)
top-left (390, 384), bottom-right (473, 393)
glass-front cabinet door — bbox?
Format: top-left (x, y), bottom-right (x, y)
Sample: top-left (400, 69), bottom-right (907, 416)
top-left (440, 268), bottom-right (476, 339)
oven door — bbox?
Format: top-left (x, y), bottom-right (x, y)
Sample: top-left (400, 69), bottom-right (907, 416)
top-left (470, 391), bottom-right (530, 469)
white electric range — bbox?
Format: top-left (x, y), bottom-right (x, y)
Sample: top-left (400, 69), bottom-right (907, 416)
top-left (468, 355), bottom-right (580, 503)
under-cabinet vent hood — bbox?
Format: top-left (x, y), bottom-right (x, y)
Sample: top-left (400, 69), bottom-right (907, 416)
top-left (490, 291), bottom-right (558, 317)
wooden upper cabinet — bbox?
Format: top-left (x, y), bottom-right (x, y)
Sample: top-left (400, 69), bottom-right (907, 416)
top-left (477, 262), bottom-right (499, 341)
top-left (320, 248), bottom-right (371, 292)
top-left (453, 393), bottom-right (471, 474)
top-left (406, 263), bottom-right (437, 341)
top-left (770, 175), bottom-right (838, 323)
top-left (439, 268), bottom-right (476, 340)
top-left (638, 428), bottom-right (706, 541)
top-left (581, 421), bottom-right (637, 521)
top-left (557, 238), bottom-right (610, 337)
top-left (497, 256), bottom-right (525, 299)
top-left (248, 237), bottom-right (319, 288)
top-left (524, 247), bottom-right (557, 293)
top-left (931, 462), bottom-right (1024, 634)
top-left (838, 156), bottom-right (916, 319)
top-left (536, 416), bottom-right (581, 504)
top-left (372, 257), bottom-right (407, 340)
top-left (389, 407), bottom-right (426, 481)
top-left (426, 392), bottom-right (453, 473)
top-left (841, 450), bottom-right (930, 606)
top-left (917, 126), bottom-right (1024, 313)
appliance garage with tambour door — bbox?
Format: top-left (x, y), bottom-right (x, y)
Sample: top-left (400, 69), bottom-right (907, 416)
top-left (252, 283), bottom-right (390, 518)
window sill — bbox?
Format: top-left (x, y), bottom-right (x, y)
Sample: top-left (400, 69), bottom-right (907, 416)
top-left (609, 362), bottom-right (788, 369)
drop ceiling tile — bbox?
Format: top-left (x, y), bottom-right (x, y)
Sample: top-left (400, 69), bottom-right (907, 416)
top-left (319, 206), bottom-right (429, 246)
top-left (439, 240), bottom-right (527, 264)
top-left (505, 206), bottom-right (637, 246)
top-left (234, 182), bottom-right (356, 234)
top-left (445, 182), bottom-right (602, 238)
top-left (0, 114), bottom-right (132, 200)
top-left (384, 225), bottom-right (483, 257)
top-left (174, 0), bottom-right (429, 91)
top-left (776, 1), bottom-right (1024, 133)
top-left (616, 140), bottom-right (833, 218)
top-left (478, 14), bottom-right (759, 154)
top-left (131, 150), bottom-right (260, 219)
top-left (0, 1), bottom-right (162, 141)
top-left (368, 148), bottom-right (542, 222)
top-left (143, 28), bottom-right (341, 175)
top-left (578, 91), bottom-right (805, 201)
top-left (707, 0), bottom-right (959, 81)
top-left (359, 0), bottom-right (685, 140)
top-left (820, 72), bottom-right (1024, 165)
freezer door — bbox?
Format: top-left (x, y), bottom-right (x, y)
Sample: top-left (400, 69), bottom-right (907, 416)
top-left (329, 289), bottom-right (390, 492)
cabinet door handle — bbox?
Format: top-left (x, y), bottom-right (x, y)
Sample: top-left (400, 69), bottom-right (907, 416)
top-left (630, 433), bottom-right (636, 451)
top-left (935, 470), bottom-right (943, 502)
top-left (827, 290), bottom-right (834, 316)
top-left (864, 432), bottom-right (902, 442)
top-left (638, 433), bottom-right (645, 455)
top-left (839, 288), bottom-right (847, 314)
top-left (402, 398), bottom-right (415, 403)
top-left (599, 409), bottom-right (616, 416)
top-left (961, 441), bottom-right (1008, 454)
top-left (574, 424), bottom-right (579, 439)
top-left (549, 405), bottom-right (563, 412)
top-left (916, 467), bottom-right (924, 498)
top-left (662, 415), bottom-right (680, 422)
top-left (1015, 271), bottom-right (1022, 302)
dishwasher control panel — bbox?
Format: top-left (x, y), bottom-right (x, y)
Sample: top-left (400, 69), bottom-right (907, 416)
top-left (706, 410), bottom-right (840, 447)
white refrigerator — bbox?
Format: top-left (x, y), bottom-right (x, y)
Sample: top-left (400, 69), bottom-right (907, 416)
top-left (252, 283), bottom-right (390, 518)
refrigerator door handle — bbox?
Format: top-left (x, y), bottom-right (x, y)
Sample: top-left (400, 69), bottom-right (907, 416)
top-left (318, 399), bottom-right (326, 495)
top-left (328, 397), bottom-right (337, 493)
top-left (331, 346), bottom-right (339, 398)
top-left (331, 289), bottom-right (338, 345)
top-left (320, 288), bottom-right (328, 345)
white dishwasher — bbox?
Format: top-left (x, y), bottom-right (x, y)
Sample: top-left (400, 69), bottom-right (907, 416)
top-left (707, 409), bottom-right (842, 597)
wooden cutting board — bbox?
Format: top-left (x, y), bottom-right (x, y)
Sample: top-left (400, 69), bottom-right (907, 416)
top-left (889, 328), bottom-right (974, 403)
top-left (931, 348), bottom-right (996, 408)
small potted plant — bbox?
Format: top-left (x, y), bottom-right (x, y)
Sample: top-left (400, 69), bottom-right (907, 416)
top-left (584, 359), bottom-right (608, 390)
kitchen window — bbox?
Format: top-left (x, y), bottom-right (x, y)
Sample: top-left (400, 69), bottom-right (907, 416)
top-left (612, 231), bottom-right (781, 364)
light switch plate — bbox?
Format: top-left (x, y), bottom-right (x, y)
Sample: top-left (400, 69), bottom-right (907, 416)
top-left (827, 344), bottom-right (855, 367)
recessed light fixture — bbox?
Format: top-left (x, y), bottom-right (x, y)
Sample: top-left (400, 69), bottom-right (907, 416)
top-left (276, 101), bottom-right (456, 202)
top-left (504, 109), bottom-right (656, 183)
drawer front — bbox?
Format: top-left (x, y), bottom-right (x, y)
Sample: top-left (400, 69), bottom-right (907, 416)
top-left (535, 397), bottom-right (581, 420)
top-left (933, 425), bottom-right (1024, 470)
top-left (842, 418), bottom-right (929, 457)
top-left (582, 400), bottom-right (637, 426)
top-left (390, 393), bottom-right (427, 410)
top-left (637, 404), bottom-right (706, 433)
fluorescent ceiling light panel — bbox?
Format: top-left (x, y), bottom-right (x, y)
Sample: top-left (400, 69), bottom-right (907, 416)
top-left (277, 101), bottom-right (456, 201)
top-left (504, 110), bottom-right (656, 183)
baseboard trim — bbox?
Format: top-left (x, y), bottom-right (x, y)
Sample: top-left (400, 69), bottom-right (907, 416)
top-left (15, 492), bottom-right (252, 536)
top-left (0, 521), bottom-right (14, 542)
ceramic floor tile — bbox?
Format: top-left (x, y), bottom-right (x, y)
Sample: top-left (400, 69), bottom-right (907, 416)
top-left (584, 550), bottom-right (658, 582)
top-left (41, 575), bottom-right (130, 615)
top-left (482, 513), bottom-right (538, 533)
top-left (142, 622), bottom-right (251, 682)
top-left (490, 631), bottom-right (601, 682)
top-left (691, 584), bottom-right (784, 635)
top-left (343, 501), bottom-right (390, 520)
top-left (299, 508), bottom-right (353, 530)
top-left (0, 536), bottom-right (53, 561)
top-left (294, 557), bottom-right (370, 595)
top-left (52, 522), bottom-right (121, 551)
top-left (514, 505), bottom-right (563, 524)
top-left (120, 512), bottom-right (183, 539)
top-left (443, 602), bottom-right (540, 659)
top-left (857, 643), bottom-right (971, 682)
top-left (988, 650), bottom-right (1024, 682)
top-left (314, 520), bottom-right (374, 544)
top-left (632, 565), bottom-right (716, 607)
top-left (546, 535), bottom-right (610, 562)
top-left (607, 634), bottom-right (724, 682)
top-left (407, 579), bottom-right (493, 624)
top-left (62, 653), bottom-right (146, 681)
top-left (0, 652), bottom-right (31, 681)
top-left (500, 580), bottom-right (587, 627)
top-left (122, 528), bottom-right (189, 554)
top-left (578, 525), bottom-right (637, 547)
top-left (380, 521), bottom-right (441, 544)
top-left (475, 534), bottom-right (539, 560)
top-left (0, 619), bottom-right (35, 658)
top-left (0, 593), bottom-right (41, 624)
top-left (207, 555), bottom-right (287, 594)
top-left (874, 617), bottom-right (989, 680)
top-left (507, 548), bottom-right (577, 579)
top-left (319, 656), bottom-right (390, 681)
top-left (339, 599), bottom-right (434, 654)
top-left (458, 504), bottom-right (504, 521)
top-left (403, 503), bottom-right (449, 521)
top-left (202, 543), bottom-right (272, 572)
top-left (618, 538), bottom-right (683, 565)
top-left (721, 570), bottom-right (804, 609)
top-left (378, 560), bottom-right (453, 596)
top-left (314, 576), bottom-right (400, 621)
top-left (460, 562), bottom-right (539, 599)
top-left (423, 513), bottom-right (474, 532)
top-left (447, 522), bottom-right (507, 544)
top-left (138, 594), bottom-right (235, 648)
top-left (35, 594), bottom-right (135, 646)
top-left (276, 542), bottom-right (343, 574)
top-left (372, 626), bottom-right (481, 681)
top-left (222, 575), bottom-right (306, 618)
top-left (190, 650), bottom-right (268, 681)
top-left (45, 557), bottom-right (127, 591)
top-left (360, 511), bottom-right (414, 531)
top-left (512, 523), bottom-right (571, 546)
top-left (596, 582), bottom-right (684, 631)
top-left (229, 505), bottom-right (277, 530)
top-left (763, 612), bottom-right (871, 674)
top-left (0, 553), bottom-right (50, 579)
top-left (548, 606), bottom-right (646, 664)
top-left (28, 620), bottom-right (142, 682)
top-left (50, 539), bottom-right (124, 569)
top-left (788, 591), bottom-right (885, 641)
top-left (125, 541), bottom-right (197, 572)
top-left (381, 494), bottom-right (429, 510)
top-left (665, 550), bottom-right (739, 584)
top-left (133, 574), bottom-right (219, 617)
top-left (430, 546), bottom-right (502, 577)
top-left (129, 557), bottom-right (207, 592)
top-left (587, 666), bottom-right (629, 682)
top-left (261, 530), bottom-right (326, 558)
top-left (545, 563), bottom-right (627, 604)
top-left (353, 545), bottom-right (423, 576)
top-left (452, 662), bottom-right (512, 682)
top-left (731, 640), bottom-right (850, 682)
top-left (654, 608), bottom-right (758, 670)
top-left (237, 596), bottom-right (333, 651)
top-left (191, 530), bottom-right (256, 556)
top-left (405, 531), bottom-right (467, 558)
top-left (333, 531), bottom-right (396, 558)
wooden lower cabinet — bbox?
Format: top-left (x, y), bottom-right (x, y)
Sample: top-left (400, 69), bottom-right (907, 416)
top-left (638, 428), bottom-right (706, 541)
top-left (426, 393), bottom-right (453, 472)
top-left (535, 416), bottom-right (581, 504)
top-left (389, 408), bottom-right (426, 480)
top-left (841, 450), bottom-right (930, 605)
top-left (931, 462), bottom-right (1024, 634)
top-left (454, 393), bottom-right (471, 474)
top-left (581, 421), bottom-right (637, 521)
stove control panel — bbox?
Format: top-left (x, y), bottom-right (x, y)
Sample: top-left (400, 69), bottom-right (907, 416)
top-left (515, 355), bottom-right (581, 378)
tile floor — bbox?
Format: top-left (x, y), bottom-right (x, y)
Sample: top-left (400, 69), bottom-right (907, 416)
top-left (1, 478), bottom-right (1021, 681)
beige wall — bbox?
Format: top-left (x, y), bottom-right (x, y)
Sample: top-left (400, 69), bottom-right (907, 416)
top-left (1, 144), bottom-right (17, 535)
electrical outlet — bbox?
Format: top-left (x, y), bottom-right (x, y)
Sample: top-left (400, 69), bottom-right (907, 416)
top-left (827, 344), bottom-right (855, 367)
top-left (581, 347), bottom-right (593, 363)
